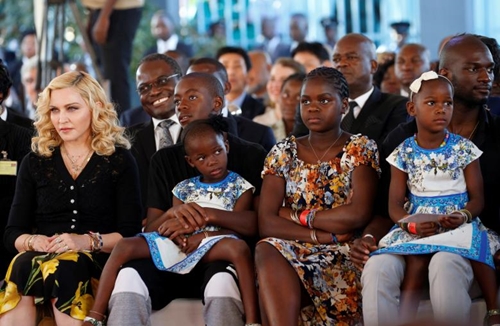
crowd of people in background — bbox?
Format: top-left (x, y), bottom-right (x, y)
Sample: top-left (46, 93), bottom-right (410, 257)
top-left (1, 2), bottom-right (500, 326)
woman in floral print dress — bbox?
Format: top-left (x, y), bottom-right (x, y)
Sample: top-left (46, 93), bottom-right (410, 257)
top-left (255, 67), bottom-right (380, 326)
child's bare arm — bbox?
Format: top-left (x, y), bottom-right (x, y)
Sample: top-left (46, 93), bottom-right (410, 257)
top-left (205, 190), bottom-right (258, 237)
top-left (388, 166), bottom-right (411, 223)
top-left (440, 159), bottom-right (484, 229)
top-left (463, 159), bottom-right (484, 218)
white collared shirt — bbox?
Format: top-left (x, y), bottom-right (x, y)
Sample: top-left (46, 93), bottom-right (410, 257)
top-left (228, 91), bottom-right (246, 109)
top-left (157, 34), bottom-right (179, 54)
top-left (152, 115), bottom-right (181, 151)
top-left (349, 87), bottom-right (375, 118)
top-left (0, 106), bottom-right (7, 121)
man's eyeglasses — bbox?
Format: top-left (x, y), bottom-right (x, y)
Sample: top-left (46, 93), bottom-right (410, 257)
top-left (137, 74), bottom-right (179, 95)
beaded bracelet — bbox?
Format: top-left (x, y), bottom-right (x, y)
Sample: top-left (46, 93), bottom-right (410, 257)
top-left (398, 222), bottom-right (409, 232)
top-left (89, 232), bottom-right (103, 252)
top-left (306, 210), bottom-right (317, 229)
top-left (83, 316), bottom-right (104, 326)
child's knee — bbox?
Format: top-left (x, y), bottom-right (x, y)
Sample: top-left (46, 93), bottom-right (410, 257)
top-left (226, 238), bottom-right (252, 260)
top-left (114, 238), bottom-right (138, 257)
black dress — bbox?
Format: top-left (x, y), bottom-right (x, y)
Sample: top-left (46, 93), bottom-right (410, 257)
top-left (0, 147), bottom-right (142, 320)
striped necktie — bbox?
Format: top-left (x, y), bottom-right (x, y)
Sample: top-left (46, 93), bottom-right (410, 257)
top-left (341, 101), bottom-right (358, 131)
top-left (158, 120), bottom-right (175, 149)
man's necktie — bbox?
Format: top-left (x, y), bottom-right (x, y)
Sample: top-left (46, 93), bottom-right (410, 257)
top-left (158, 120), bottom-right (175, 149)
top-left (341, 101), bottom-right (358, 131)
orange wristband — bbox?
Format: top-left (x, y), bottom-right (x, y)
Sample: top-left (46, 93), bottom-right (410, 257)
top-left (299, 210), bottom-right (310, 226)
top-left (408, 222), bottom-right (417, 234)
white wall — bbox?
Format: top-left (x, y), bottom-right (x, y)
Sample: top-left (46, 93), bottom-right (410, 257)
top-left (419, 0), bottom-right (474, 60)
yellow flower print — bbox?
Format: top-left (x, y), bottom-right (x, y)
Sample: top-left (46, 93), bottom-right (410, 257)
top-left (70, 282), bottom-right (94, 320)
top-left (38, 259), bottom-right (59, 280)
top-left (37, 251), bottom-right (79, 280)
top-left (57, 251), bottom-right (82, 262)
top-left (0, 281), bottom-right (21, 314)
top-left (4, 252), bottom-right (22, 281)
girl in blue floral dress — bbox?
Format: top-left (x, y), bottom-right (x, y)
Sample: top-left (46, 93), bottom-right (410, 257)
top-left (84, 117), bottom-right (261, 326)
top-left (372, 71), bottom-right (500, 325)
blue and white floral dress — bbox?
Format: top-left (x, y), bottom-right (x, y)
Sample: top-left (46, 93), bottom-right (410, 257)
top-left (140, 171), bottom-right (254, 274)
top-left (373, 131), bottom-right (500, 268)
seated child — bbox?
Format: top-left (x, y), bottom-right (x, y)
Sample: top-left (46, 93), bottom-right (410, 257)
top-left (372, 71), bottom-right (500, 325)
top-left (83, 116), bottom-right (261, 326)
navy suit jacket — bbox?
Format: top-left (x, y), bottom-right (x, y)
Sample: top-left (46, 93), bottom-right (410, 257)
top-left (128, 120), bottom-right (160, 217)
top-left (120, 106), bottom-right (150, 127)
top-left (240, 93), bottom-right (265, 120)
top-left (254, 40), bottom-right (291, 62)
top-left (346, 88), bottom-right (408, 145)
top-left (6, 107), bottom-right (34, 133)
top-left (0, 119), bottom-right (32, 276)
top-left (230, 114), bottom-right (275, 152)
top-left (143, 40), bottom-right (194, 58)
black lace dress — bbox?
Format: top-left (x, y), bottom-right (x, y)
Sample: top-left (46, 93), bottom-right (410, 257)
top-left (0, 147), bottom-right (142, 320)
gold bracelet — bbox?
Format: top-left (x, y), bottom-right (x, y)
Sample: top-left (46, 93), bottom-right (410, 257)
top-left (23, 235), bottom-right (31, 251)
top-left (84, 234), bottom-right (93, 251)
top-left (460, 209), bottom-right (472, 223)
top-left (310, 229), bottom-right (319, 244)
top-left (28, 235), bottom-right (38, 251)
top-left (290, 210), bottom-right (301, 224)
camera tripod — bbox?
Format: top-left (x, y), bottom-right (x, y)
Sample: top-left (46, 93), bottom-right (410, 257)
top-left (34, 0), bottom-right (104, 90)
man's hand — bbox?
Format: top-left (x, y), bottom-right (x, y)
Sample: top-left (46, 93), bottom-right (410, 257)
top-left (92, 16), bottom-right (110, 44)
top-left (350, 236), bottom-right (378, 270)
top-left (157, 217), bottom-right (193, 240)
top-left (169, 203), bottom-right (208, 231)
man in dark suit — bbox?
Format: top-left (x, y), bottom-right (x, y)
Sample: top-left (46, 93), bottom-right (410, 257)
top-left (107, 72), bottom-right (267, 326)
top-left (188, 58), bottom-right (276, 152)
top-left (143, 10), bottom-right (194, 59)
top-left (216, 46), bottom-right (266, 120)
top-left (293, 33), bottom-right (408, 146)
top-left (7, 29), bottom-right (37, 109)
top-left (0, 118), bottom-right (32, 279)
top-left (119, 105), bottom-right (150, 127)
top-left (0, 61), bottom-right (34, 132)
top-left (128, 54), bottom-right (183, 218)
top-left (254, 16), bottom-right (291, 62)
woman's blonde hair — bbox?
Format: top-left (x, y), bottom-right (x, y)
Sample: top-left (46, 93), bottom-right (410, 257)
top-left (32, 71), bottom-right (130, 156)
